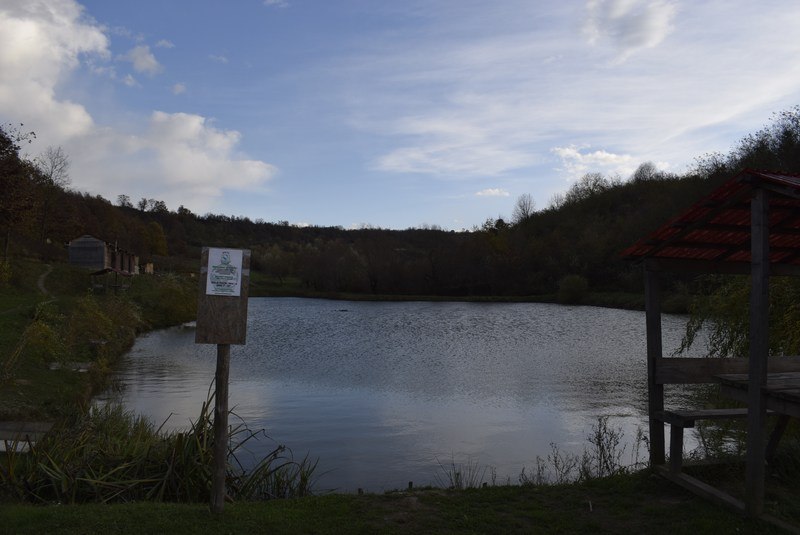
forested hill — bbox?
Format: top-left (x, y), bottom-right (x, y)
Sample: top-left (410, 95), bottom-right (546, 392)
top-left (2, 107), bottom-right (800, 300)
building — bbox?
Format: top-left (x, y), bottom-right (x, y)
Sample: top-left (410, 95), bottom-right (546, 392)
top-left (67, 235), bottom-right (140, 275)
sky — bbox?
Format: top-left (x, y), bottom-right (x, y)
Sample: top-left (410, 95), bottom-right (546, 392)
top-left (2, 1), bottom-right (800, 231)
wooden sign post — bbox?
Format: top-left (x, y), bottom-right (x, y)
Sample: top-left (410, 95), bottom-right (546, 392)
top-left (196, 247), bottom-right (250, 514)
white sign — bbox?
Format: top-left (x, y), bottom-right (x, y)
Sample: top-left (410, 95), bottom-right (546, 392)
top-left (206, 248), bottom-right (243, 296)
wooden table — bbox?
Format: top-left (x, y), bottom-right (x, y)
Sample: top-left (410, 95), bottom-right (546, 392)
top-left (716, 371), bottom-right (800, 419)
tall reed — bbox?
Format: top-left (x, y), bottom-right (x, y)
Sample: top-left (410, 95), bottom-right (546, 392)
top-left (0, 397), bottom-right (316, 504)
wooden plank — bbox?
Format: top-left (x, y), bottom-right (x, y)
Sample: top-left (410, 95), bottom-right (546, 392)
top-left (0, 421), bottom-right (53, 441)
top-left (642, 257), bottom-right (800, 276)
top-left (657, 467), bottom-right (746, 512)
top-left (664, 408), bottom-right (750, 426)
top-left (656, 357), bottom-right (800, 384)
top-left (196, 248), bottom-right (251, 345)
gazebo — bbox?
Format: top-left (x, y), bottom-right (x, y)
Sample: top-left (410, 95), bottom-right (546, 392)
top-left (622, 169), bottom-right (800, 518)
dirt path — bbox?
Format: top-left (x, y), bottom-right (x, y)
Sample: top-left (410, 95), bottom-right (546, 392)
top-left (37, 264), bottom-right (52, 297)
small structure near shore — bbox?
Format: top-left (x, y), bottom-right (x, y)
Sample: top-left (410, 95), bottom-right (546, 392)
top-left (67, 234), bottom-right (141, 293)
top-left (623, 168), bottom-right (800, 521)
top-left (67, 235), bottom-right (139, 274)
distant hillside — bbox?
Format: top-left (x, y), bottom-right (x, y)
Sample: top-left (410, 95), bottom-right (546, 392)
top-left (3, 106), bottom-right (800, 300)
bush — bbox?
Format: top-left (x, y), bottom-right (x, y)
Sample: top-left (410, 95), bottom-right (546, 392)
top-left (557, 275), bottom-right (589, 304)
top-left (128, 274), bottom-right (196, 329)
top-left (0, 260), bottom-right (10, 288)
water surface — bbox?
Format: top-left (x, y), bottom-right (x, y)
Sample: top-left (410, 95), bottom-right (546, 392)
top-left (104, 298), bottom-right (695, 491)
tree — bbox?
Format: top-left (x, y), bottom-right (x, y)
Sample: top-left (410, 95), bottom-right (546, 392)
top-left (33, 146), bottom-right (71, 244)
top-left (34, 146), bottom-right (70, 188)
top-left (0, 124), bottom-right (37, 258)
top-left (512, 193), bottom-right (535, 223)
top-left (117, 194), bottom-right (133, 208)
top-left (146, 221), bottom-right (168, 257)
top-left (564, 172), bottom-right (610, 204)
top-left (150, 199), bottom-right (168, 214)
top-left (631, 161), bottom-right (665, 182)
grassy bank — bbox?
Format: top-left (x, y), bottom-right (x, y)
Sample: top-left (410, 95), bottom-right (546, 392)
top-left (2, 258), bottom-right (791, 532)
top-left (0, 258), bottom-right (196, 420)
top-left (0, 470), bottom-right (783, 534)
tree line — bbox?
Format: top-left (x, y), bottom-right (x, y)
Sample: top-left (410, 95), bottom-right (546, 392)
top-left (3, 107), bottom-right (800, 301)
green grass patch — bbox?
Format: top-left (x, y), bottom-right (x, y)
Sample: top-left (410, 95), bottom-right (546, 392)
top-left (0, 471), bottom-right (785, 534)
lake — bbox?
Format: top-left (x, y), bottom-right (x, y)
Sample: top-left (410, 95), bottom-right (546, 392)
top-left (101, 298), bottom-right (697, 492)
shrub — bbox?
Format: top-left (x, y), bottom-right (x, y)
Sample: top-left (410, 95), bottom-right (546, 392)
top-left (0, 260), bottom-right (10, 288)
top-left (557, 274), bottom-right (589, 304)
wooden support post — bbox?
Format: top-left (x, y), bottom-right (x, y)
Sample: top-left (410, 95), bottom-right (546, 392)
top-left (211, 343), bottom-right (231, 514)
top-left (196, 247), bottom-right (250, 515)
top-left (645, 264), bottom-right (665, 466)
top-left (669, 425), bottom-right (684, 474)
top-left (745, 187), bottom-right (769, 517)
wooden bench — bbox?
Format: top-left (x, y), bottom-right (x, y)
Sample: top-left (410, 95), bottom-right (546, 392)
top-left (0, 421), bottom-right (53, 452)
top-left (654, 409), bottom-right (784, 474)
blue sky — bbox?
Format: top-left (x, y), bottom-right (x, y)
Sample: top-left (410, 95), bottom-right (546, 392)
top-left (3, 1), bottom-right (800, 230)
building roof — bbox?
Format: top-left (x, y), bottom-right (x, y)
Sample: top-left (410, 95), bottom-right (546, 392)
top-left (621, 169), bottom-right (800, 274)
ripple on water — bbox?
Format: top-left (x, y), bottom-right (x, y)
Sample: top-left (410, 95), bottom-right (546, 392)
top-left (103, 298), bottom-right (703, 492)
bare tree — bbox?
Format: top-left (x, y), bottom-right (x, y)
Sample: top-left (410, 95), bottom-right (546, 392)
top-left (117, 194), bottom-right (133, 208)
top-left (512, 193), bottom-right (536, 223)
top-left (35, 146), bottom-right (71, 188)
top-left (34, 146), bottom-right (71, 244)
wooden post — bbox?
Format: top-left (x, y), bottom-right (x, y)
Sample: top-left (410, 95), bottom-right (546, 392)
top-left (745, 187), bottom-right (769, 517)
top-left (196, 247), bottom-right (250, 515)
top-left (211, 343), bottom-right (230, 514)
top-left (645, 263), bottom-right (665, 466)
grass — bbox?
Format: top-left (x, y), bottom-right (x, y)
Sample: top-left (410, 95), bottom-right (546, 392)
top-left (0, 258), bottom-right (197, 420)
top-left (0, 398), bottom-right (317, 505)
top-left (0, 470), bottom-right (785, 534)
top-left (0, 257), bottom-right (792, 532)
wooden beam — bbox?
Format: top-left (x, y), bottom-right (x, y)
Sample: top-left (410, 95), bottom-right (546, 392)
top-left (657, 467), bottom-right (745, 512)
top-left (642, 257), bottom-right (800, 277)
top-left (654, 356), bottom-right (800, 385)
top-left (746, 187), bottom-right (770, 517)
top-left (645, 267), bottom-right (665, 466)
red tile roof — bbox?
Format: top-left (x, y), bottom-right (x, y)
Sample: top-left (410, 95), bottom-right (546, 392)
top-left (622, 169), bottom-right (800, 272)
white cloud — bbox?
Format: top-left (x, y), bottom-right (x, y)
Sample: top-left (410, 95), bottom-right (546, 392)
top-left (155, 39), bottom-right (174, 49)
top-left (172, 82), bottom-right (186, 95)
top-left (0, 0), bottom-right (276, 214)
top-left (123, 73), bottom-right (138, 87)
top-left (373, 113), bottom-right (538, 176)
top-left (476, 188), bottom-right (510, 197)
top-left (0, 0), bottom-right (107, 140)
top-left (123, 44), bottom-right (162, 75)
top-left (551, 145), bottom-right (635, 178)
top-left (65, 112), bottom-right (277, 212)
top-left (145, 111), bottom-right (276, 193)
top-left (208, 54), bottom-right (228, 64)
top-left (583, 0), bottom-right (677, 61)
top-left (342, 1), bottom-right (800, 189)
top-left (263, 0), bottom-right (289, 7)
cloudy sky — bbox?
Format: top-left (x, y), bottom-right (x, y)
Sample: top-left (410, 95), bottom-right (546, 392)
top-left (2, 1), bottom-right (800, 230)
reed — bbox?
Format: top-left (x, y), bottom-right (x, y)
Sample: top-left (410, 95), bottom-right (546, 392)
top-left (434, 456), bottom-right (488, 490)
top-left (0, 397), bottom-right (317, 504)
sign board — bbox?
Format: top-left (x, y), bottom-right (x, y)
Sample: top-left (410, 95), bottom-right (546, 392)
top-left (196, 247), bottom-right (250, 345)
top-left (206, 248), bottom-right (243, 296)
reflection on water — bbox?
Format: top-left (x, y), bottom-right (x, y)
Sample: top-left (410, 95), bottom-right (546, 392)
top-left (101, 298), bottom-right (696, 492)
